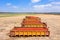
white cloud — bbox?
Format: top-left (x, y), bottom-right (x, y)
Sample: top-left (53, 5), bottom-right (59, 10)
top-left (33, 1), bottom-right (60, 8)
top-left (12, 6), bottom-right (18, 9)
top-left (33, 4), bottom-right (52, 9)
top-left (6, 3), bottom-right (18, 9)
top-left (31, 0), bottom-right (41, 3)
top-left (51, 2), bottom-right (60, 5)
top-left (33, 2), bottom-right (60, 12)
top-left (6, 3), bottom-right (11, 6)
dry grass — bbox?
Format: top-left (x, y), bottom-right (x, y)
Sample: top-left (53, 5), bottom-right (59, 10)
top-left (0, 14), bottom-right (60, 40)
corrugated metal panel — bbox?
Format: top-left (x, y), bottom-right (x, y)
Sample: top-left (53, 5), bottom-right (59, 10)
top-left (12, 27), bottom-right (48, 31)
top-left (22, 21), bottom-right (41, 23)
top-left (24, 24), bottom-right (44, 27)
top-left (10, 31), bottom-right (49, 36)
top-left (22, 23), bottom-right (42, 25)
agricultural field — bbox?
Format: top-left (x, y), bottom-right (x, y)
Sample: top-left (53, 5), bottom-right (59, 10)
top-left (0, 13), bottom-right (60, 40)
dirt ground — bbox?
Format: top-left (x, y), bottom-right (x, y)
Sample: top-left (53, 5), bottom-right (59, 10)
top-left (0, 14), bottom-right (60, 40)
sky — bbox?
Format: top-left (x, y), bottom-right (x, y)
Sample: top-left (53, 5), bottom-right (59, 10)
top-left (0, 0), bottom-right (60, 12)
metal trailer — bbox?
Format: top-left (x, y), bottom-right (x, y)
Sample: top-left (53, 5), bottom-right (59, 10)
top-left (9, 16), bottom-right (50, 37)
top-left (9, 27), bottom-right (50, 37)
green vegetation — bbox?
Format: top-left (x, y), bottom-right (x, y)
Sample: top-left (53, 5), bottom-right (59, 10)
top-left (0, 13), bottom-right (37, 17)
top-left (0, 12), bottom-right (60, 17)
top-left (0, 14), bottom-right (19, 17)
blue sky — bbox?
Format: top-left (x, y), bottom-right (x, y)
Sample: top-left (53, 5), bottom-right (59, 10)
top-left (0, 0), bottom-right (60, 12)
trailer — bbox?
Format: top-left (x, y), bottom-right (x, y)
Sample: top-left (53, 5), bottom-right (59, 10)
top-left (9, 16), bottom-right (50, 37)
